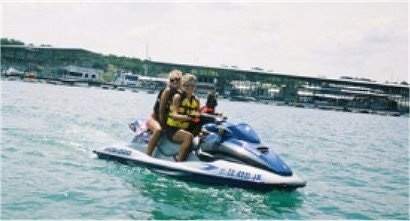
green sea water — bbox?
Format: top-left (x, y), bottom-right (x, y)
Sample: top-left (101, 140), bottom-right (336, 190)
top-left (1, 80), bottom-right (409, 219)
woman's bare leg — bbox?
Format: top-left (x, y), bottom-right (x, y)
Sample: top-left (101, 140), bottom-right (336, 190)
top-left (146, 118), bottom-right (162, 156)
top-left (172, 130), bottom-right (193, 161)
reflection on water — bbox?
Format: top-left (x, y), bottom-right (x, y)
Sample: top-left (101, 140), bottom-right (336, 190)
top-left (122, 166), bottom-right (304, 219)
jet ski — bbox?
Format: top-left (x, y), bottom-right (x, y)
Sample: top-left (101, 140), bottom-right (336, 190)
top-left (93, 114), bottom-right (306, 191)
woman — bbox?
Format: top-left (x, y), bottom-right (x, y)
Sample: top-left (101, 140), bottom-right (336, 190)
top-left (146, 69), bottom-right (182, 156)
top-left (164, 74), bottom-right (200, 162)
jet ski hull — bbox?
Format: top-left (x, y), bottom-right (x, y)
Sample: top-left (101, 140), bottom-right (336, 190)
top-left (93, 146), bottom-right (306, 191)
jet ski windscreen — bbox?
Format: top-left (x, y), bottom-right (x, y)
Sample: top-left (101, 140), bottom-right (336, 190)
top-left (227, 123), bottom-right (260, 144)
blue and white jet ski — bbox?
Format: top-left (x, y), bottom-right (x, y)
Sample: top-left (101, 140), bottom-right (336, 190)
top-left (93, 114), bottom-right (306, 191)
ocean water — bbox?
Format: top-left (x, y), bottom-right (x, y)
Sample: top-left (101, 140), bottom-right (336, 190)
top-left (1, 80), bottom-right (409, 220)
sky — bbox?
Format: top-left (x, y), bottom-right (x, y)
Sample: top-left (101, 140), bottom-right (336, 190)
top-left (1, 1), bottom-right (408, 82)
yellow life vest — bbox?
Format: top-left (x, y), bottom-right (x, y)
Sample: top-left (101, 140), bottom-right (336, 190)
top-left (166, 93), bottom-right (199, 129)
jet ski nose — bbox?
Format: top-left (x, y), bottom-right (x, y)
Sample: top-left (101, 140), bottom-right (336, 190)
top-left (255, 146), bottom-right (293, 176)
top-left (266, 154), bottom-right (293, 176)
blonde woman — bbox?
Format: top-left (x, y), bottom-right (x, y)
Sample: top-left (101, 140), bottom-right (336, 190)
top-left (146, 69), bottom-right (183, 156)
top-left (164, 74), bottom-right (200, 161)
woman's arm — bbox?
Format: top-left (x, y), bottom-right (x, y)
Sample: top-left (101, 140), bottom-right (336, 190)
top-left (169, 94), bottom-right (191, 121)
top-left (158, 88), bottom-right (170, 125)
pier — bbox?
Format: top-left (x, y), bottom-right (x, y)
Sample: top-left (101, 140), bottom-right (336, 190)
top-left (143, 60), bottom-right (409, 114)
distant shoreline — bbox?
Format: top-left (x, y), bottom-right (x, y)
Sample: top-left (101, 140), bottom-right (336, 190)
top-left (2, 74), bottom-right (407, 119)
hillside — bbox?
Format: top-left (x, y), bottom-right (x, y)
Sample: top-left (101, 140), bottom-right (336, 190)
top-left (1, 38), bottom-right (145, 77)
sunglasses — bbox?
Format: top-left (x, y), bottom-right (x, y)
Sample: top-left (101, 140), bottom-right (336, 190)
top-left (170, 78), bottom-right (180, 83)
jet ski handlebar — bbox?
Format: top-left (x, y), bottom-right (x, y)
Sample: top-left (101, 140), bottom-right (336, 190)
top-left (198, 113), bottom-right (227, 125)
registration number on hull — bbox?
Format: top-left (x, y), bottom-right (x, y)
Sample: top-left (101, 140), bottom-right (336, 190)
top-left (218, 168), bottom-right (262, 181)
top-left (104, 147), bottom-right (132, 156)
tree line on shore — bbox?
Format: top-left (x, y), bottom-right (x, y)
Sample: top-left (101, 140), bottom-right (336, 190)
top-left (1, 38), bottom-right (167, 82)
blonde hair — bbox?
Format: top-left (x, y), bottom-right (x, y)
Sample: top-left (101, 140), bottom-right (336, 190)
top-left (182, 74), bottom-right (197, 87)
top-left (169, 69), bottom-right (182, 79)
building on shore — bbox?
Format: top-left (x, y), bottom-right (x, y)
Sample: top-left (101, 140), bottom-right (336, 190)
top-left (114, 72), bottom-right (140, 87)
top-left (63, 65), bottom-right (103, 82)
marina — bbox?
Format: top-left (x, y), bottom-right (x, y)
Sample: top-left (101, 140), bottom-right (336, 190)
top-left (2, 73), bottom-right (408, 118)
top-left (2, 44), bottom-right (408, 116)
